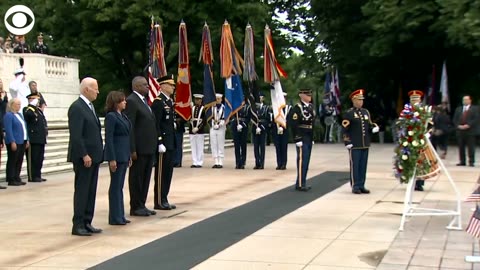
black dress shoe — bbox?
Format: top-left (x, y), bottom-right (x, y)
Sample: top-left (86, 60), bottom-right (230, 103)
top-left (414, 186), bottom-right (424, 191)
top-left (145, 208), bottom-right (156, 215)
top-left (190, 165), bottom-right (196, 168)
top-left (41, 178), bottom-right (47, 181)
top-left (72, 227), bottom-right (92, 236)
top-left (29, 178), bottom-right (42, 183)
top-left (124, 219), bottom-right (131, 223)
top-left (281, 165), bottom-right (287, 170)
top-left (109, 221), bottom-right (126, 225)
top-left (19, 181), bottom-right (26, 185)
top-left (352, 189), bottom-right (362, 194)
top-left (168, 203), bottom-right (177, 209)
top-left (240, 165), bottom-right (245, 169)
top-left (85, 224), bottom-right (102, 233)
top-left (276, 166), bottom-right (281, 170)
top-left (156, 204), bottom-right (173, 210)
top-left (218, 165), bottom-right (223, 168)
top-left (253, 166), bottom-right (259, 169)
top-left (295, 186), bottom-right (311, 192)
top-left (212, 164), bottom-right (218, 168)
top-left (456, 163), bottom-right (466, 166)
top-left (0, 185), bottom-right (6, 189)
top-left (360, 188), bottom-right (370, 194)
top-left (235, 166), bottom-right (240, 169)
top-left (8, 181), bottom-right (22, 186)
top-left (469, 164), bottom-right (475, 167)
top-left (130, 209), bottom-right (150, 216)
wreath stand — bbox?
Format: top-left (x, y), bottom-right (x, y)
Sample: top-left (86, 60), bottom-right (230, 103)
top-left (399, 135), bottom-right (462, 231)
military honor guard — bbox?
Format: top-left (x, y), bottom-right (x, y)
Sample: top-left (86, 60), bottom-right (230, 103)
top-left (151, 75), bottom-right (177, 210)
top-left (210, 94), bottom-right (226, 168)
top-left (252, 100), bottom-right (270, 169)
top-left (24, 93), bottom-right (48, 182)
top-left (289, 89), bottom-right (315, 191)
top-left (273, 92), bottom-right (291, 170)
top-left (342, 89), bottom-right (379, 194)
top-left (189, 94), bottom-right (207, 168)
top-left (231, 101), bottom-right (250, 169)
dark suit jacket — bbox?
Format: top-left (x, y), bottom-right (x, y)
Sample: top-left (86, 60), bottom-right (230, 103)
top-left (104, 111), bottom-right (131, 163)
top-left (4, 112), bottom-right (26, 144)
top-left (453, 105), bottom-right (480, 135)
top-left (124, 92), bottom-right (157, 155)
top-left (67, 98), bottom-right (103, 164)
top-left (151, 93), bottom-right (176, 151)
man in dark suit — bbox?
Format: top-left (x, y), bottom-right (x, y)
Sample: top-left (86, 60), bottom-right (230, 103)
top-left (124, 76), bottom-right (157, 217)
top-left (151, 75), bottom-right (177, 210)
top-left (67, 77), bottom-right (103, 236)
top-left (24, 93), bottom-right (48, 182)
top-left (453, 95), bottom-right (479, 167)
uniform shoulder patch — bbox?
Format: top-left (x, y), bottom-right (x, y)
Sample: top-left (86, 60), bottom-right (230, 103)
top-left (342, 120), bottom-right (350, 128)
top-left (292, 113), bottom-right (298, 120)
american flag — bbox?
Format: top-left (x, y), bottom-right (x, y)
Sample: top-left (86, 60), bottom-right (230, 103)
top-left (465, 186), bottom-right (480, 202)
top-left (466, 205), bottom-right (480, 238)
top-left (147, 68), bottom-right (160, 105)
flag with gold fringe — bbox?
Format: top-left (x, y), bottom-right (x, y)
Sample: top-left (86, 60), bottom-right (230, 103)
top-left (147, 17), bottom-right (167, 104)
top-left (264, 25), bottom-right (287, 128)
top-left (243, 23), bottom-right (260, 128)
top-left (220, 20), bottom-right (244, 122)
top-left (175, 20), bottom-right (192, 121)
top-left (199, 22), bottom-right (217, 111)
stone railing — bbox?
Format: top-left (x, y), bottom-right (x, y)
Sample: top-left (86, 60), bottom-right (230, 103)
top-left (0, 53), bottom-right (80, 120)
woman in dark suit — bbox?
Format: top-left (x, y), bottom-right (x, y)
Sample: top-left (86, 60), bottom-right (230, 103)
top-left (104, 91), bottom-right (131, 225)
top-left (4, 98), bottom-right (29, 186)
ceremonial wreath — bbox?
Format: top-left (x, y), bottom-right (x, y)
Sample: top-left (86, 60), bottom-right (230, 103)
top-left (393, 104), bottom-right (433, 183)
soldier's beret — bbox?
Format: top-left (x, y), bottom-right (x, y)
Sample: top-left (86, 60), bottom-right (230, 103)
top-left (349, 89), bottom-right (365, 100)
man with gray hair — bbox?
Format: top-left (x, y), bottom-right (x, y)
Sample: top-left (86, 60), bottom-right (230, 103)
top-left (67, 77), bottom-right (103, 236)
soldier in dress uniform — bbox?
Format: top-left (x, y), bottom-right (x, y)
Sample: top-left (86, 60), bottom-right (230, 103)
top-left (189, 94), bottom-right (206, 168)
top-left (342, 89), bottom-right (379, 194)
top-left (273, 92), bottom-right (291, 170)
top-left (289, 88), bottom-right (315, 191)
top-left (151, 74), bottom-right (177, 210)
top-left (210, 93), bottom-right (226, 168)
top-left (31, 34), bottom-right (49, 54)
top-left (231, 101), bottom-right (250, 169)
top-left (13, 35), bottom-right (30, 53)
top-left (252, 100), bottom-right (270, 169)
top-left (24, 93), bottom-right (48, 182)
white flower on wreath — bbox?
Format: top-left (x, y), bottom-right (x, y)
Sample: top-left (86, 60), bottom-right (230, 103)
top-left (420, 139), bottom-right (425, 145)
top-left (402, 141), bottom-right (408, 146)
top-left (408, 131), bottom-right (414, 136)
top-left (402, 155), bottom-right (408, 160)
top-left (412, 140), bottom-right (419, 147)
top-left (414, 112), bottom-right (419, 117)
top-left (399, 165), bottom-right (403, 169)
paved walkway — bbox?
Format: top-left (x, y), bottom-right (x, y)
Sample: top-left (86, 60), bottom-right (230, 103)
top-left (0, 143), bottom-right (478, 269)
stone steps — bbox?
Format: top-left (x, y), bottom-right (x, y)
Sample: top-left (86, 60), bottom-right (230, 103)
top-left (0, 118), bottom-right (233, 181)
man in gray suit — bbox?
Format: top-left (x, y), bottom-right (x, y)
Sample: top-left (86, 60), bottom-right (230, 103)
top-left (125, 76), bottom-right (158, 217)
top-left (67, 77), bottom-right (103, 236)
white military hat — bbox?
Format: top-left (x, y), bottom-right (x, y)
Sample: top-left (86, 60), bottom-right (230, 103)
top-left (215, 93), bottom-right (223, 98)
top-left (193, 94), bottom-right (204, 99)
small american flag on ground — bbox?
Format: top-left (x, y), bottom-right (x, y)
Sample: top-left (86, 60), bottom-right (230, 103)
top-left (466, 206), bottom-right (480, 238)
top-left (465, 186), bottom-right (480, 202)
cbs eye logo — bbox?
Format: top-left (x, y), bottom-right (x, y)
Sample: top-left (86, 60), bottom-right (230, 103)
top-left (4, 5), bottom-right (35, 35)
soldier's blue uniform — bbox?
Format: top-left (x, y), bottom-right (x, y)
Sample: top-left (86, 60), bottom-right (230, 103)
top-left (231, 103), bottom-right (250, 169)
top-left (273, 101), bottom-right (291, 170)
top-left (289, 89), bottom-right (314, 191)
top-left (342, 89), bottom-right (378, 194)
top-left (252, 103), bottom-right (270, 169)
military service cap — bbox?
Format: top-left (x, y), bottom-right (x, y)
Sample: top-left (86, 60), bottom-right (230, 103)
top-left (193, 94), bottom-right (204, 99)
top-left (408, 90), bottom-right (424, 98)
top-left (26, 93), bottom-right (40, 99)
top-left (349, 89), bottom-right (365, 100)
top-left (157, 74), bottom-right (175, 85)
top-left (298, 88), bottom-right (312, 95)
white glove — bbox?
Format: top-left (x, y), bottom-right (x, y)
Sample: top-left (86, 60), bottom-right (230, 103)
top-left (158, 144), bottom-right (166, 153)
top-left (213, 124), bottom-right (219, 130)
top-left (237, 124), bottom-right (243, 131)
top-left (277, 127), bottom-right (284, 135)
top-left (346, 144), bottom-right (353, 150)
top-left (372, 126), bottom-right (379, 133)
top-left (174, 123), bottom-right (177, 130)
top-left (296, 141), bottom-right (303, 147)
top-left (256, 127), bottom-right (261, 134)
top-left (219, 120), bottom-right (225, 127)
top-left (192, 127), bottom-right (199, 134)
